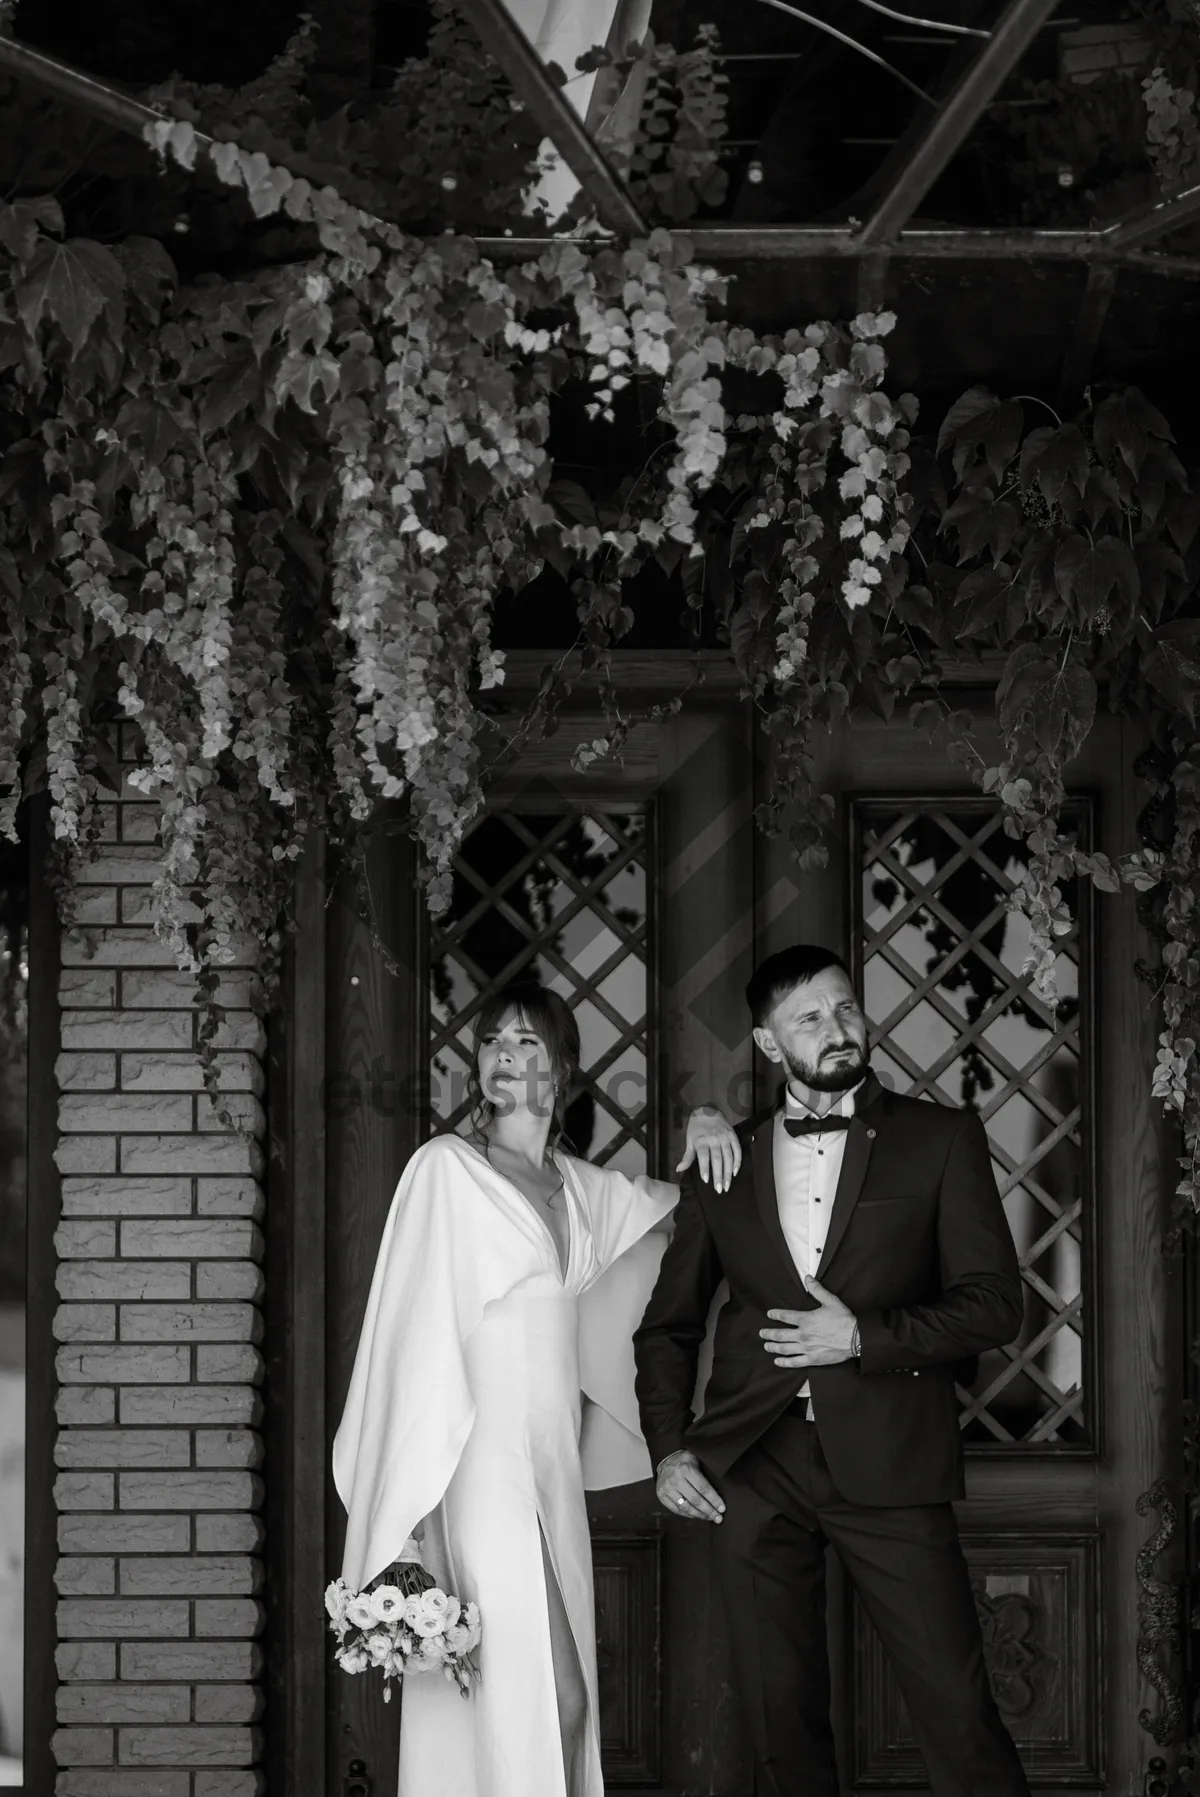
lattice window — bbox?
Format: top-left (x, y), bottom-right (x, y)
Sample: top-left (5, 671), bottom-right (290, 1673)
top-left (426, 804), bottom-right (653, 1176)
top-left (853, 800), bottom-right (1092, 1449)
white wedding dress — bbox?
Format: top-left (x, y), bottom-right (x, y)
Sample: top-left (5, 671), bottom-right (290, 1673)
top-left (332, 1133), bottom-right (676, 1797)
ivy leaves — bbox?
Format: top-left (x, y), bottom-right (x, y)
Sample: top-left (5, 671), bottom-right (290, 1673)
top-left (0, 197), bottom-right (130, 367)
top-left (935, 382), bottom-right (1193, 656)
top-left (937, 387), bottom-right (1023, 482)
top-left (1144, 622), bottom-right (1200, 724)
top-left (996, 642), bottom-right (1096, 765)
top-left (1052, 534), bottom-right (1139, 620)
top-left (920, 377), bottom-right (1200, 1020)
top-left (15, 238), bottom-right (127, 353)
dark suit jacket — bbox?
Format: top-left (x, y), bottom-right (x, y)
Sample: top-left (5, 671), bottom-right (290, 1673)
top-left (633, 1071), bottom-right (1024, 1506)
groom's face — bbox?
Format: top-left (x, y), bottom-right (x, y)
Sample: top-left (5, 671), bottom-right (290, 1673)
top-left (753, 967), bottom-right (869, 1093)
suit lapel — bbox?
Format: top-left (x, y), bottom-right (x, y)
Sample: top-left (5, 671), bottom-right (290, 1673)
top-left (750, 1116), bottom-right (808, 1299)
top-left (815, 1073), bottom-right (883, 1279)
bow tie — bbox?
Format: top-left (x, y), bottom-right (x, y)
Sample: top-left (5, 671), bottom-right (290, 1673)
top-left (784, 1113), bottom-right (852, 1138)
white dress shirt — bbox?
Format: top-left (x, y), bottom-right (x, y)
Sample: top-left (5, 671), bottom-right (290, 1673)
top-left (773, 1081), bottom-right (862, 1417)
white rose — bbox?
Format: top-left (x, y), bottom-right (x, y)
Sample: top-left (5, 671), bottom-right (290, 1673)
top-left (346, 1593), bottom-right (377, 1631)
top-left (402, 1594), bottom-right (426, 1629)
top-left (420, 1588), bottom-right (451, 1622)
top-left (411, 1588), bottom-right (452, 1637)
top-left (366, 1630), bottom-right (392, 1667)
top-left (337, 1643), bottom-right (369, 1674)
top-left (324, 1580), bottom-right (350, 1626)
top-left (368, 1584), bottom-right (405, 1624)
top-left (439, 1596), bottom-right (461, 1629)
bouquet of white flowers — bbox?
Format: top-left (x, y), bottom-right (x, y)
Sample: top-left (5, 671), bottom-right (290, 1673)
top-left (325, 1544), bottom-right (481, 1702)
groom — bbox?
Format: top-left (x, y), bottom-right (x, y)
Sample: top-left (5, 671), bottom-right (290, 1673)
top-left (633, 945), bottom-right (1031, 1797)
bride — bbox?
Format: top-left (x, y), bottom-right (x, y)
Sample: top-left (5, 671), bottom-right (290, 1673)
top-left (332, 978), bottom-right (739, 1797)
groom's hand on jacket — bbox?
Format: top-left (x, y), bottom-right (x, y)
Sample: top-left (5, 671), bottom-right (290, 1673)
top-left (761, 1276), bottom-right (859, 1368)
top-left (655, 1449), bottom-right (725, 1523)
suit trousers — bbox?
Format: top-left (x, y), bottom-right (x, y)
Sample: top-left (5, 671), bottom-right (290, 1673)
top-left (711, 1408), bottom-right (1030, 1797)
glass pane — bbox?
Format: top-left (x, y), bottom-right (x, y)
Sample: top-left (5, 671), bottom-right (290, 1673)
top-left (0, 845), bottom-right (27, 1783)
top-left (427, 809), bottom-right (652, 1173)
top-left (857, 803), bottom-right (1089, 1449)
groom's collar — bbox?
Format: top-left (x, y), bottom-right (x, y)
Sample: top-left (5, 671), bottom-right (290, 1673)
top-left (783, 1081), bottom-right (860, 1121)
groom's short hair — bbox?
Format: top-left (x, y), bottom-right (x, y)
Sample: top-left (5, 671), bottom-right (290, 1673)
top-left (746, 945), bottom-right (851, 1029)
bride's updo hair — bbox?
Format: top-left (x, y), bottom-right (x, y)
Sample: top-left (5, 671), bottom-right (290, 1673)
top-left (466, 979), bottom-right (581, 1147)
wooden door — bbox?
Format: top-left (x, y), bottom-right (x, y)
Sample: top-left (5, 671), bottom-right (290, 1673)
top-left (754, 698), bottom-right (1178, 1796)
top-left (324, 680), bottom-right (760, 1796)
top-left (323, 663), bottom-right (1178, 1796)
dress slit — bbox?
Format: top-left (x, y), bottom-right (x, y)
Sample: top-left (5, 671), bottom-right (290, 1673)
top-left (538, 1517), bottom-right (592, 1797)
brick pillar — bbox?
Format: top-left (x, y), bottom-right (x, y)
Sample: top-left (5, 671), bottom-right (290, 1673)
top-left (50, 754), bottom-right (267, 1797)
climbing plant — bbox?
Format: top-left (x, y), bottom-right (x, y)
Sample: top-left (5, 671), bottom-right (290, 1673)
top-left (0, 0), bottom-right (1196, 1213)
top-left (0, 6), bottom-right (910, 1089)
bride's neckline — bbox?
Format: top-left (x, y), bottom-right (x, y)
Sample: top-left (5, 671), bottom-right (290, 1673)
top-left (457, 1136), bottom-right (573, 1280)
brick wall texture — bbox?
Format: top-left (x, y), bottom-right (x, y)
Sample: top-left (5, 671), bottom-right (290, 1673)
top-left (51, 758), bottom-right (267, 1797)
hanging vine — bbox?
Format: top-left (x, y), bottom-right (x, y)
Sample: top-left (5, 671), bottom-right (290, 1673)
top-left (0, 0), bottom-right (1196, 1192)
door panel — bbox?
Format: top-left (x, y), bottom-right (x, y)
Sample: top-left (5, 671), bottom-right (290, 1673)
top-left (324, 686), bottom-right (1176, 1795)
top-left (853, 1532), bottom-right (1103, 1786)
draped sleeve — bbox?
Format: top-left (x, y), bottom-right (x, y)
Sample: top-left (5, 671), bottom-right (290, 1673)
top-left (331, 1135), bottom-right (539, 1593)
top-left (565, 1157), bottom-right (677, 1277)
top-left (565, 1157), bottom-right (678, 1489)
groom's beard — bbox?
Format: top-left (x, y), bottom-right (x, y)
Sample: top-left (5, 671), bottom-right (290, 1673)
top-left (781, 1038), bottom-right (869, 1093)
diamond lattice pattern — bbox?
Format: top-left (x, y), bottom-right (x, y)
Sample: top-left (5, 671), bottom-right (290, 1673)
top-left (428, 807), bottom-right (651, 1176)
top-left (857, 803), bottom-right (1088, 1447)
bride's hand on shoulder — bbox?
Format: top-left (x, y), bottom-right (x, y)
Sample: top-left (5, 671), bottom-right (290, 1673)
top-left (676, 1106), bottom-right (742, 1194)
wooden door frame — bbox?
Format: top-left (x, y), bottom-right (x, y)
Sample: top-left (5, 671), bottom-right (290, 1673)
top-left (263, 831), bottom-right (330, 1794)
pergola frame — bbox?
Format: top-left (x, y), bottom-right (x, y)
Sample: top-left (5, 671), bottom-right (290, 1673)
top-left (2, 0), bottom-right (1200, 394)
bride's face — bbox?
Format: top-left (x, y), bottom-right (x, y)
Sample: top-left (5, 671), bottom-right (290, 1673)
top-left (476, 1008), bottom-right (556, 1119)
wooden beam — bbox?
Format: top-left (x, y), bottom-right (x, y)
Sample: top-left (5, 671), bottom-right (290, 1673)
top-left (479, 225), bottom-right (1084, 259)
top-left (496, 645), bottom-right (1012, 695)
top-left (1101, 179), bottom-right (1200, 253)
top-left (455, 0), bottom-right (648, 236)
top-left (477, 226), bottom-right (1200, 280)
top-left (857, 0), bottom-right (1060, 246)
top-left (1057, 262), bottom-right (1118, 408)
top-left (0, 33), bottom-right (184, 143)
top-left (855, 249), bottom-right (891, 316)
top-left (689, 225), bottom-right (1096, 260)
